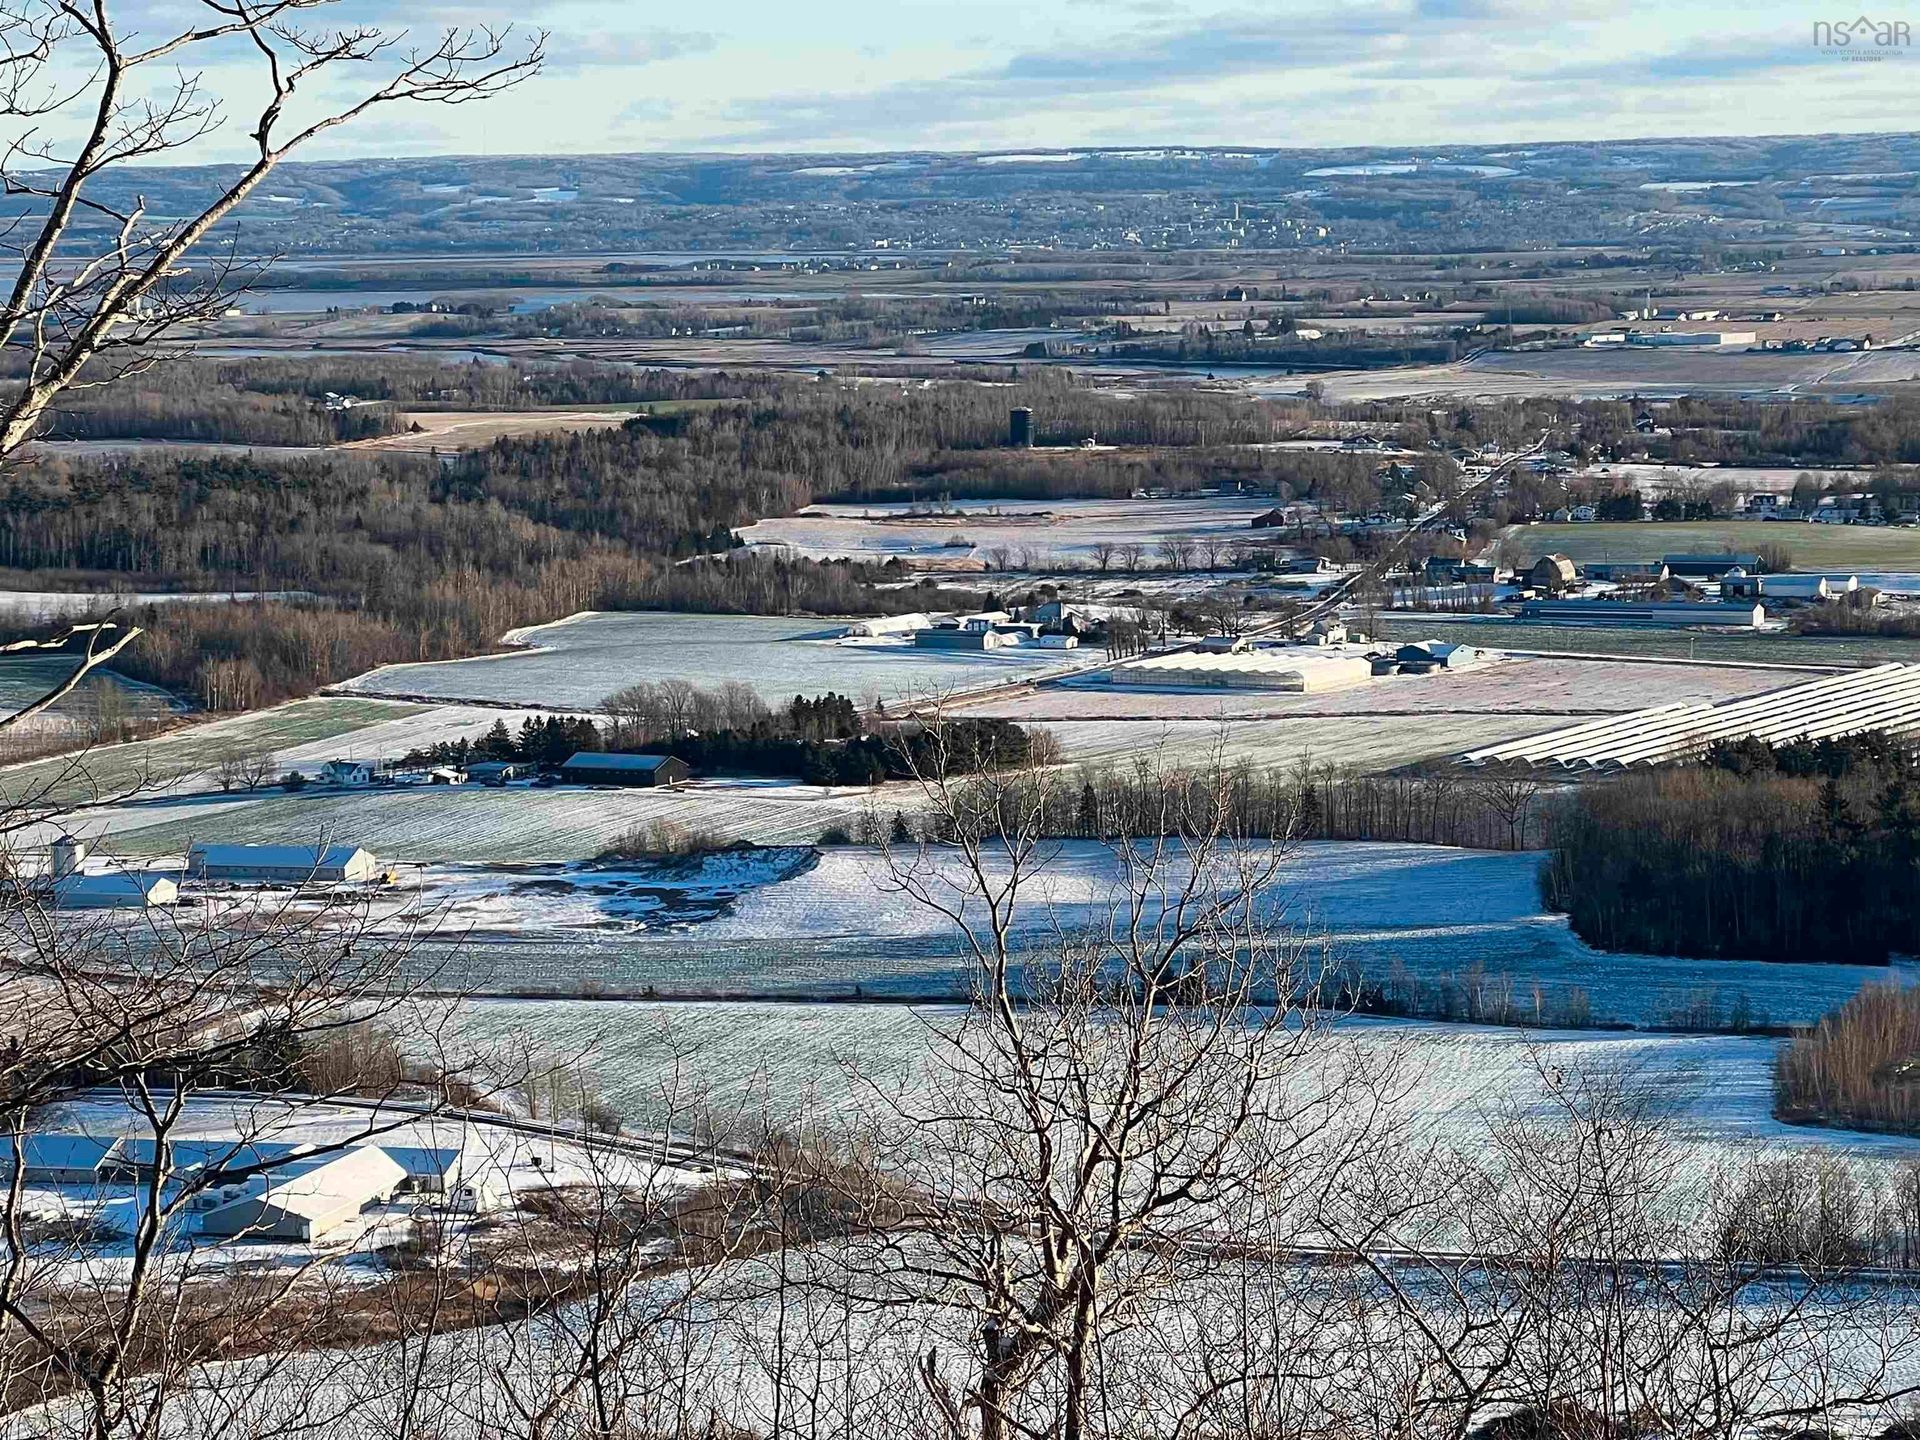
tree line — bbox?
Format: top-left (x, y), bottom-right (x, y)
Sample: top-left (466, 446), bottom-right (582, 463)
top-left (1542, 733), bottom-right (1920, 963)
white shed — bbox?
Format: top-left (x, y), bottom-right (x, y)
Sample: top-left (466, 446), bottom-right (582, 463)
top-left (186, 844), bottom-right (381, 884)
top-left (197, 1146), bottom-right (408, 1243)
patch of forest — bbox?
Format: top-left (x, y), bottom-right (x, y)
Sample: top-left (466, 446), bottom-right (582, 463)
top-left (1541, 733), bottom-right (1920, 964)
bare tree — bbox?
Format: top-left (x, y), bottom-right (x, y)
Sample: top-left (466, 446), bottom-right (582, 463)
top-left (821, 738), bottom-right (1401, 1440)
top-left (0, 0), bottom-right (542, 459)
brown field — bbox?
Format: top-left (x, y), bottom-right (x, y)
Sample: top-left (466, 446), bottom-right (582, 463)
top-left (349, 409), bottom-right (640, 452)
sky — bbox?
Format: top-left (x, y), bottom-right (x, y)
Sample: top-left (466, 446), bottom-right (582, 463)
top-left (55, 0), bottom-right (1920, 160)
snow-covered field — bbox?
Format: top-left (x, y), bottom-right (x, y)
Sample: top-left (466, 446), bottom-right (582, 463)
top-left (445, 999), bottom-right (1920, 1174)
top-left (106, 781), bottom-right (883, 860)
top-left (965, 655), bottom-right (1804, 724)
top-left (736, 495), bottom-right (1276, 564)
top-left (91, 840), bottom-right (1877, 1031)
top-left (337, 612), bottom-right (1084, 709)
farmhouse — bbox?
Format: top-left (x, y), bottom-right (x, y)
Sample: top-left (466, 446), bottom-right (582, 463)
top-left (319, 760), bottom-right (375, 787)
top-left (1395, 641), bottom-right (1487, 673)
top-left (187, 844), bottom-right (381, 884)
top-left (197, 1146), bottom-right (408, 1243)
top-left (556, 752), bottom-right (690, 787)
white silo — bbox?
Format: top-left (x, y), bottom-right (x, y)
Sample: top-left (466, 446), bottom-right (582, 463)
top-left (50, 834), bottom-right (88, 879)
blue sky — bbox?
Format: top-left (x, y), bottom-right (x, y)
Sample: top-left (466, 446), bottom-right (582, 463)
top-left (123, 0), bottom-right (1920, 158)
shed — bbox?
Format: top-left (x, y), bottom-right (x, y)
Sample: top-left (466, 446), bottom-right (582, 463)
top-left (913, 627), bottom-right (1002, 651)
top-left (1527, 554), bottom-right (1579, 595)
top-left (50, 871), bottom-right (178, 909)
top-left (1585, 562), bottom-right (1670, 584)
top-left (379, 1145), bottom-right (467, 1195)
top-left (187, 844), bottom-right (381, 884)
top-left (464, 761), bottom-right (532, 786)
top-left (1396, 641), bottom-right (1486, 673)
top-left (197, 1146), bottom-right (408, 1243)
top-left (2, 1134), bottom-right (116, 1185)
top-left (555, 752), bottom-right (690, 788)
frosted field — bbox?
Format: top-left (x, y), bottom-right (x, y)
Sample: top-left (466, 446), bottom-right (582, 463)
top-left (0, 696), bottom-right (426, 818)
top-left (1371, 619), bottom-right (1920, 668)
top-left (311, 842), bottom-right (1911, 1030)
top-left (338, 612), bottom-right (1085, 708)
top-left (737, 495), bottom-right (1277, 563)
top-left (965, 655), bottom-right (1798, 724)
top-left (445, 1000), bottom-right (1920, 1175)
top-left (107, 780), bottom-right (889, 860)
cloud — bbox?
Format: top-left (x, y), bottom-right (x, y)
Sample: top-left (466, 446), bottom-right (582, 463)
top-left (541, 29), bottom-right (718, 73)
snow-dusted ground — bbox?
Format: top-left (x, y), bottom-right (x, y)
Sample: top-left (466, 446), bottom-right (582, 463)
top-left (336, 612), bottom-right (1084, 709)
top-left (444, 999), bottom-right (1920, 1174)
top-left (106, 781), bottom-right (884, 860)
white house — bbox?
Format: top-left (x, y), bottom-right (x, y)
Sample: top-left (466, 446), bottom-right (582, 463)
top-left (319, 760), bottom-right (375, 787)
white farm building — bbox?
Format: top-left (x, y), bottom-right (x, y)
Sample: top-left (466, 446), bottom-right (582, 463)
top-left (186, 844), bottom-right (381, 884)
top-left (1112, 649), bottom-right (1374, 693)
top-left (196, 1146), bottom-right (409, 1243)
top-left (49, 871), bottom-right (178, 909)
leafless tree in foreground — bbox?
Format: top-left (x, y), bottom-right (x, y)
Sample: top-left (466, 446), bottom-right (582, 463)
top-left (811, 732), bottom-right (1406, 1440)
top-left (0, 0), bottom-right (542, 459)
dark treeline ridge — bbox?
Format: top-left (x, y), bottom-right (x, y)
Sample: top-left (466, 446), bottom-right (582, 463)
top-left (21, 357), bottom-right (790, 445)
top-left (948, 759), bottom-right (1557, 852)
top-left (1542, 733), bottom-right (1920, 964)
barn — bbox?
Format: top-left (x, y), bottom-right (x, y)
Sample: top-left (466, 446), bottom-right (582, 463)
top-left (556, 752), bottom-right (691, 788)
top-left (50, 871), bottom-right (178, 909)
top-left (2, 1134), bottom-right (116, 1185)
top-left (196, 1146), bottom-right (408, 1243)
top-left (186, 844), bottom-right (381, 884)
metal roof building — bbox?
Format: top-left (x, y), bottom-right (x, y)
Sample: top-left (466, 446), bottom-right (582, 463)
top-left (49, 871), bottom-right (178, 909)
top-left (555, 752), bottom-right (691, 787)
top-left (186, 844), bottom-right (380, 884)
top-left (1517, 600), bottom-right (1766, 629)
top-left (1112, 649), bottom-right (1374, 693)
top-left (197, 1146), bottom-right (409, 1243)
top-left (1462, 663), bottom-right (1920, 771)
top-left (2, 1134), bottom-right (118, 1185)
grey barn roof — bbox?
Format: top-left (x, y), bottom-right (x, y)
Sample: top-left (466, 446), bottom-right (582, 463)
top-left (188, 844), bottom-right (372, 870)
top-left (559, 752), bottom-right (675, 772)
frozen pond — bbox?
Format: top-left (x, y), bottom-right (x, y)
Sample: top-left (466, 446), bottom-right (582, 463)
top-left (338, 611), bottom-right (1088, 708)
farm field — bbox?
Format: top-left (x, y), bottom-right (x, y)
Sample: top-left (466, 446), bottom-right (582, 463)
top-left (106, 779), bottom-right (886, 860)
top-left (0, 696), bottom-right (425, 811)
top-left (444, 1000), bottom-right (1920, 1185)
top-left (738, 495), bottom-right (1277, 564)
top-left (337, 612), bottom-right (1090, 709)
top-left (1030, 713), bottom-right (1558, 771)
top-left (1286, 346), bottom-right (1920, 402)
top-left (336, 842), bottom-right (1909, 1031)
top-left (1505, 520), bottom-right (1920, 570)
top-left (965, 656), bottom-right (1799, 724)
top-left (346, 408), bottom-right (639, 453)
top-left (1370, 618), bottom-right (1920, 667)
